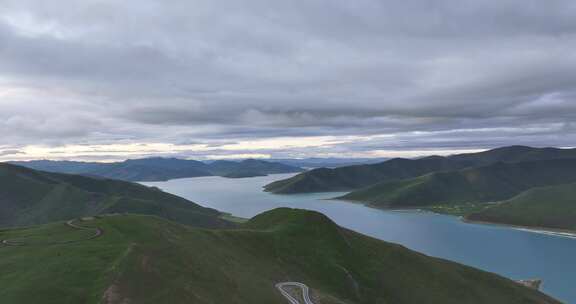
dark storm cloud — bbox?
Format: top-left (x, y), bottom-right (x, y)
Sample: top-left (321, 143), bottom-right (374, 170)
top-left (1, 0), bottom-right (576, 159)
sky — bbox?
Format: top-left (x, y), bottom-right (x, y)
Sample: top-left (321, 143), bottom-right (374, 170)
top-left (0, 0), bottom-right (575, 161)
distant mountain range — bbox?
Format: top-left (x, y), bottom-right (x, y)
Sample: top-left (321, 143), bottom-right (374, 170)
top-left (265, 146), bottom-right (576, 232)
top-left (9, 158), bottom-right (303, 182)
top-left (0, 163), bottom-right (231, 228)
top-left (268, 157), bottom-right (388, 168)
top-left (0, 208), bottom-right (558, 304)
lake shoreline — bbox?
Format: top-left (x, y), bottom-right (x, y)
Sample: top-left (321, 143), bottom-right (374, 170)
top-left (145, 174), bottom-right (576, 303)
top-left (461, 218), bottom-right (576, 239)
top-left (331, 197), bottom-right (576, 239)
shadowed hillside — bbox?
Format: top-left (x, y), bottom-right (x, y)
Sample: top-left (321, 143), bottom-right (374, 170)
top-left (265, 157), bottom-right (472, 193)
top-left (0, 163), bottom-right (231, 228)
top-left (265, 146), bottom-right (576, 194)
top-left (339, 159), bottom-right (576, 208)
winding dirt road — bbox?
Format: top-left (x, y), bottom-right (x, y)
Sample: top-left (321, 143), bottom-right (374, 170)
top-left (276, 282), bottom-right (315, 304)
top-left (0, 218), bottom-right (103, 246)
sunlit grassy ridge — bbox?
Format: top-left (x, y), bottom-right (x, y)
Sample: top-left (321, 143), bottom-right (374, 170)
top-left (0, 209), bottom-right (561, 304)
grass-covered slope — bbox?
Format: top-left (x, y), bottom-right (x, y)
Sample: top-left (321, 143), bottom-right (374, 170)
top-left (466, 183), bottom-right (576, 231)
top-left (0, 209), bottom-right (560, 304)
top-left (0, 163), bottom-right (230, 228)
top-left (264, 146), bottom-right (576, 194)
top-left (339, 159), bottom-right (576, 208)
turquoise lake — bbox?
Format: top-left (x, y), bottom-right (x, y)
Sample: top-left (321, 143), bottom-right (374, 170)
top-left (144, 173), bottom-right (576, 303)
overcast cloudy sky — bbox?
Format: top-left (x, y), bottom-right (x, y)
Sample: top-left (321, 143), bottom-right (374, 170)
top-left (1, 0), bottom-right (575, 161)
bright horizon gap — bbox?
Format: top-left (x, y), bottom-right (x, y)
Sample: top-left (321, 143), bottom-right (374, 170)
top-left (1, 144), bottom-right (574, 163)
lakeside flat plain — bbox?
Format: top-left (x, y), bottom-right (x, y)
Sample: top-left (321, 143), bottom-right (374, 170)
top-left (144, 173), bottom-right (576, 303)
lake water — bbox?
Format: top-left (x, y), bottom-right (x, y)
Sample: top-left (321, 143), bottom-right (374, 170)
top-left (143, 173), bottom-right (576, 303)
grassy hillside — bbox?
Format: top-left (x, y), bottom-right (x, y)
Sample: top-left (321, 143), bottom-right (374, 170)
top-left (0, 163), bottom-right (230, 228)
top-left (339, 159), bottom-right (576, 208)
top-left (466, 183), bottom-right (576, 231)
top-left (11, 158), bottom-right (303, 182)
top-left (265, 146), bottom-right (576, 194)
top-left (0, 208), bottom-right (560, 304)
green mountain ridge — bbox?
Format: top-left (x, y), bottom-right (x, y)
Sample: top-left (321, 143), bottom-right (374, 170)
top-left (265, 146), bottom-right (576, 194)
top-left (265, 156), bottom-right (472, 194)
top-left (466, 182), bottom-right (576, 231)
top-left (0, 208), bottom-right (560, 304)
top-left (339, 159), bottom-right (576, 208)
top-left (0, 163), bottom-right (230, 228)
top-left (449, 145), bottom-right (576, 164)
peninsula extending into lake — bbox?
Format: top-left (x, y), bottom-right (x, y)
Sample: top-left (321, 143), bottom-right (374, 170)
top-left (266, 146), bottom-right (576, 235)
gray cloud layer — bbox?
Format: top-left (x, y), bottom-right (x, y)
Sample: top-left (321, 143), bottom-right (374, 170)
top-left (1, 0), bottom-right (575, 159)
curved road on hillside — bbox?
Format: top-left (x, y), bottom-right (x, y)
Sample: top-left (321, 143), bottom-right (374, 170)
top-left (0, 218), bottom-right (103, 246)
top-left (276, 282), bottom-right (315, 304)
